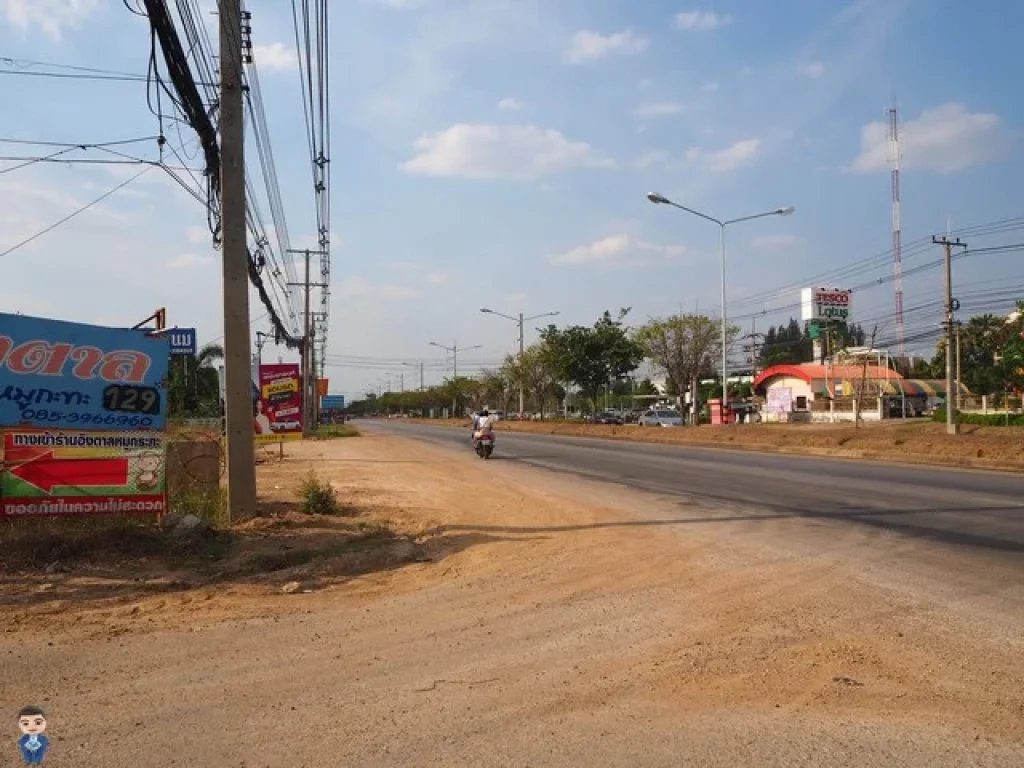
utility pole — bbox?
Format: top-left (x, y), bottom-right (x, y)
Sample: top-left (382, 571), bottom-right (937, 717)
top-left (955, 320), bottom-right (962, 413)
top-left (430, 341), bottom-right (481, 417)
top-left (518, 313), bottom-right (525, 418)
top-left (933, 235), bottom-right (967, 435)
top-left (255, 331), bottom-right (270, 365)
top-left (854, 325), bottom-right (879, 429)
top-left (220, 0), bottom-right (257, 521)
top-left (287, 248), bottom-right (327, 436)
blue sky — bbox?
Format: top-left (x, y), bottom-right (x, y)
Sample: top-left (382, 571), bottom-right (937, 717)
top-left (1, 0), bottom-right (1022, 397)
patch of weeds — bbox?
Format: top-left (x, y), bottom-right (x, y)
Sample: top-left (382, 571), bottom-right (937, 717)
top-left (169, 488), bottom-right (229, 528)
top-left (299, 471), bottom-right (341, 515)
top-left (311, 424), bottom-right (360, 440)
top-left (893, 437), bottom-right (906, 446)
top-left (837, 436), bottom-right (851, 446)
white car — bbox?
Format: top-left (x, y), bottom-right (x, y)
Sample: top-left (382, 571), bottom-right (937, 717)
top-left (638, 409), bottom-right (683, 427)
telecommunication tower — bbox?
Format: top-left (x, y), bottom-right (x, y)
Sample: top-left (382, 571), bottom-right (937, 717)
top-left (888, 106), bottom-right (905, 357)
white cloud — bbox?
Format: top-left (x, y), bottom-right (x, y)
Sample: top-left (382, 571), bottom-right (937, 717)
top-left (497, 97), bottom-right (524, 111)
top-left (336, 276), bottom-right (420, 301)
top-left (638, 78), bottom-right (655, 90)
top-left (252, 43), bottom-right (298, 72)
top-left (850, 103), bottom-right (1011, 174)
top-left (750, 234), bottom-right (804, 251)
top-left (167, 252), bottom-right (214, 269)
top-left (801, 61), bottom-right (825, 78)
top-left (3, 0), bottom-right (99, 41)
top-left (684, 138), bottom-right (761, 172)
top-left (400, 123), bottom-right (614, 180)
top-left (550, 234), bottom-right (686, 268)
top-left (700, 81), bottom-right (720, 92)
top-left (186, 225), bottom-right (210, 244)
top-left (563, 29), bottom-right (649, 64)
top-left (634, 150), bottom-right (670, 169)
top-left (634, 101), bottom-right (685, 117)
top-left (674, 10), bottom-right (733, 31)
top-left (371, 0), bottom-right (427, 7)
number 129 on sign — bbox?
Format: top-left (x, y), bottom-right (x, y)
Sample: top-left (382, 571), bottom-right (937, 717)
top-left (102, 384), bottom-right (162, 415)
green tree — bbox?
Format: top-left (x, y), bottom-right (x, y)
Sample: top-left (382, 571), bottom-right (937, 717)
top-left (634, 314), bottom-right (726, 401)
top-left (167, 342), bottom-right (223, 418)
top-left (540, 309), bottom-right (646, 411)
top-left (504, 343), bottom-right (561, 418)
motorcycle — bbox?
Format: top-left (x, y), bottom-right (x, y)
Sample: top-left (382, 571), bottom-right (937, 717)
top-left (472, 429), bottom-right (495, 459)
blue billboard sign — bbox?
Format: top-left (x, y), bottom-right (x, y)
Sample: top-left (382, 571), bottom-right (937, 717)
top-left (167, 328), bottom-right (197, 356)
top-left (321, 395), bottom-right (346, 410)
top-left (0, 313), bottom-right (170, 431)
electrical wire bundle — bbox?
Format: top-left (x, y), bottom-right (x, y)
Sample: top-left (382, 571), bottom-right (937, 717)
top-left (129, 0), bottom-right (304, 349)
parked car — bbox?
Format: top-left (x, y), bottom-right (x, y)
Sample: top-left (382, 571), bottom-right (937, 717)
top-left (638, 409), bottom-right (683, 427)
top-left (590, 411), bottom-right (624, 425)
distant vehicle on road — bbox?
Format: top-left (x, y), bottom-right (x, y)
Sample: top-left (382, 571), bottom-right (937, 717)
top-left (638, 409), bottom-right (683, 427)
top-left (589, 411), bottom-right (624, 425)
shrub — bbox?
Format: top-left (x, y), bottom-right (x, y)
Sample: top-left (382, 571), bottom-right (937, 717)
top-left (299, 471), bottom-right (340, 515)
top-left (931, 407), bottom-right (1024, 427)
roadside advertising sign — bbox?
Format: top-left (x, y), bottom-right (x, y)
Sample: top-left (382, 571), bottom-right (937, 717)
top-left (0, 313), bottom-right (170, 431)
top-left (256, 363), bottom-right (303, 442)
top-left (0, 429), bottom-right (166, 518)
top-left (801, 287), bottom-right (852, 322)
top-left (316, 378), bottom-right (329, 397)
top-left (765, 387), bottom-right (792, 414)
top-left (167, 328), bottom-right (197, 356)
top-left (321, 395), bottom-right (346, 410)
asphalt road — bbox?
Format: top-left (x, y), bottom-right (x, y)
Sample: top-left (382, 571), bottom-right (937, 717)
top-left (364, 420), bottom-right (1024, 560)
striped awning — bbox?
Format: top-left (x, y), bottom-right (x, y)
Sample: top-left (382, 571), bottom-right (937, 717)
top-left (877, 379), bottom-right (970, 397)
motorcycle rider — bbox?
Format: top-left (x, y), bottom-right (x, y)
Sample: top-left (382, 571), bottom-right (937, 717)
top-left (472, 407), bottom-right (496, 447)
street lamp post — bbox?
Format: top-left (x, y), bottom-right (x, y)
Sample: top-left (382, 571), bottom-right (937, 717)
top-left (480, 308), bottom-right (560, 419)
top-left (646, 192), bottom-right (794, 423)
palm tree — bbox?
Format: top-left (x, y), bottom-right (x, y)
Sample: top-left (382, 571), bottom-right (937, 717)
top-left (196, 343), bottom-right (224, 369)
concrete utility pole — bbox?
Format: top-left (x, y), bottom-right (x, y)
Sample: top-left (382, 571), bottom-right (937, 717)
top-left (430, 341), bottom-right (482, 416)
top-left (220, 0), bottom-right (257, 521)
top-left (955, 320), bottom-right (963, 413)
top-left (854, 325), bottom-right (879, 428)
top-left (933, 235), bottom-right (967, 435)
top-left (287, 248), bottom-right (327, 436)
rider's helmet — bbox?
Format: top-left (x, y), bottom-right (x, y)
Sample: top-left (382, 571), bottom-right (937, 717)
top-left (480, 408), bottom-right (489, 416)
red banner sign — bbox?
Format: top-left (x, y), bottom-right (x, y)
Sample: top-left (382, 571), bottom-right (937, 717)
top-left (256, 363), bottom-right (303, 442)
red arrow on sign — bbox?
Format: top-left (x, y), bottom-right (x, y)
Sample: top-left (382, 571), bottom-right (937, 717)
top-left (10, 453), bottom-right (130, 493)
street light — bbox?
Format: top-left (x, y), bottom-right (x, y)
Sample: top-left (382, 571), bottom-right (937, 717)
top-left (647, 192), bottom-right (794, 423)
top-left (480, 308), bottom-right (560, 418)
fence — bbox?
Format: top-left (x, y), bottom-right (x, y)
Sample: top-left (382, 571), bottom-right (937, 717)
top-left (958, 395), bottom-right (1023, 414)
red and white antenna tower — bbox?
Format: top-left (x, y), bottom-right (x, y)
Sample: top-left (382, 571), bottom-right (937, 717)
top-left (888, 106), bottom-right (905, 357)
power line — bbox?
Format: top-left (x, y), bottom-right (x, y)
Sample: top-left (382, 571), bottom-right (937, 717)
top-left (0, 166), bottom-right (152, 261)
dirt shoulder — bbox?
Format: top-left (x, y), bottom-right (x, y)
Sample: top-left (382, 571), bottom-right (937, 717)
top-left (3, 433), bottom-right (1023, 766)
top-left (402, 416), bottom-right (1024, 472)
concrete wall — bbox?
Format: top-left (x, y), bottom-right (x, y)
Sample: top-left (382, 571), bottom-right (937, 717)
top-left (166, 439), bottom-right (221, 500)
